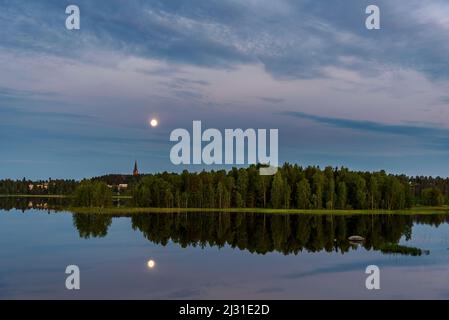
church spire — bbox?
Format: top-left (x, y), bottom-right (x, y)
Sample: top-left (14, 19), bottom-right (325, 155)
top-left (133, 160), bottom-right (139, 176)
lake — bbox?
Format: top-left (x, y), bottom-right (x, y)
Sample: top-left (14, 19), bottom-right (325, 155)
top-left (1, 201), bottom-right (449, 299)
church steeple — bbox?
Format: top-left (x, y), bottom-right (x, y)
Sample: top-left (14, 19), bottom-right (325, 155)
top-left (133, 161), bottom-right (139, 176)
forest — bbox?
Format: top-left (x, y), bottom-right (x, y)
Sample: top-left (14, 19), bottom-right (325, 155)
top-left (1, 164), bottom-right (449, 209)
top-left (130, 164), bottom-right (447, 210)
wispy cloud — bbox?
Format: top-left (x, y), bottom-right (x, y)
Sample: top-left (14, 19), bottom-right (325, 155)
top-left (2, 1), bottom-right (449, 178)
top-left (0, 106), bottom-right (97, 121)
top-left (0, 159), bottom-right (58, 165)
top-left (283, 257), bottom-right (438, 280)
top-left (0, 87), bottom-right (57, 99)
top-left (260, 97), bottom-right (285, 103)
top-left (279, 110), bottom-right (444, 137)
top-left (439, 96), bottom-right (449, 104)
top-left (156, 288), bottom-right (202, 299)
top-left (2, 1), bottom-right (449, 80)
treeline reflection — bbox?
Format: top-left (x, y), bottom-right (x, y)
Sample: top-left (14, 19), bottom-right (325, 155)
top-left (1, 198), bottom-right (444, 256)
top-left (73, 212), bottom-right (446, 256)
top-left (0, 197), bottom-right (127, 212)
top-left (0, 197), bottom-right (69, 211)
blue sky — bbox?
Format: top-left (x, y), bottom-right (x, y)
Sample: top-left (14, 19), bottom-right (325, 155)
top-left (1, 0), bottom-right (449, 179)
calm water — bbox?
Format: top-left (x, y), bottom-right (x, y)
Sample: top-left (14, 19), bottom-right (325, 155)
top-left (1, 201), bottom-right (449, 299)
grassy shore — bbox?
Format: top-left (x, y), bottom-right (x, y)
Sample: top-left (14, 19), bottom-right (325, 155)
top-left (67, 206), bottom-right (449, 215)
top-left (0, 194), bottom-right (132, 199)
top-left (2, 194), bottom-right (448, 215)
top-left (0, 194), bottom-right (69, 198)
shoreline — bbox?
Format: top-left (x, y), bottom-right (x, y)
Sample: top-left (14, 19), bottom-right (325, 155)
top-left (0, 194), bottom-right (132, 199)
top-left (67, 206), bottom-right (449, 215)
top-left (2, 195), bottom-right (448, 215)
top-left (0, 194), bottom-right (69, 198)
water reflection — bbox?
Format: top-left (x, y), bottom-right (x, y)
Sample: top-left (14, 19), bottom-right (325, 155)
top-left (73, 214), bottom-right (112, 238)
top-left (71, 211), bottom-right (449, 256)
top-left (147, 260), bottom-right (156, 269)
top-left (0, 196), bottom-right (70, 212)
top-left (1, 197), bottom-right (446, 257)
top-left (0, 196), bottom-right (129, 212)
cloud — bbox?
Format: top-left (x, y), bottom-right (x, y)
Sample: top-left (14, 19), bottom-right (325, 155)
top-left (173, 78), bottom-right (210, 86)
top-left (173, 90), bottom-right (203, 99)
top-left (0, 122), bottom-right (170, 147)
top-left (260, 97), bottom-right (285, 103)
top-left (0, 106), bottom-right (97, 121)
top-left (158, 288), bottom-right (202, 299)
top-left (256, 286), bottom-right (285, 294)
top-left (283, 257), bottom-right (439, 280)
top-left (0, 87), bottom-right (61, 108)
top-left (0, 159), bottom-right (58, 165)
top-left (2, 1), bottom-right (449, 178)
top-left (2, 1), bottom-right (449, 81)
top-left (439, 96), bottom-right (449, 105)
top-left (279, 110), bottom-right (444, 137)
top-left (0, 87), bottom-right (57, 99)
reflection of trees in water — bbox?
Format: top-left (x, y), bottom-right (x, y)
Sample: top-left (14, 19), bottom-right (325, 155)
top-left (0, 197), bottom-right (129, 212)
top-left (72, 214), bottom-right (112, 238)
top-left (3, 199), bottom-right (448, 255)
top-left (68, 212), bottom-right (449, 255)
top-left (125, 213), bottom-right (449, 255)
top-left (0, 197), bottom-right (69, 212)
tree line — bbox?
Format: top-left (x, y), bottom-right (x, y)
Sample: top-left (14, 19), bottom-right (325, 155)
top-left (0, 178), bottom-right (78, 195)
top-left (131, 164), bottom-right (447, 210)
top-left (1, 164), bottom-right (449, 209)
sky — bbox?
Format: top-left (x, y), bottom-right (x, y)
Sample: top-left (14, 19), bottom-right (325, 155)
top-left (1, 0), bottom-right (449, 179)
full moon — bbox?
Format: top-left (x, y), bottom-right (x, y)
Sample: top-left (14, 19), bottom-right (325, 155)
top-left (147, 259), bottom-right (156, 269)
top-left (150, 119), bottom-right (158, 127)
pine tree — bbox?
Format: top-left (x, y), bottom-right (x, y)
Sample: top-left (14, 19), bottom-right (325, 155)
top-left (296, 178), bottom-right (311, 209)
top-left (271, 172), bottom-right (284, 209)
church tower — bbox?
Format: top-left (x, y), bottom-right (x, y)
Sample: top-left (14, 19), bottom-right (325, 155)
top-left (133, 161), bottom-right (139, 176)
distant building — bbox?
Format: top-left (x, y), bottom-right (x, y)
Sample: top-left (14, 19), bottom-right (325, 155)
top-left (107, 184), bottom-right (128, 191)
top-left (29, 183), bottom-right (49, 190)
top-left (38, 183), bottom-right (49, 190)
top-left (133, 161), bottom-right (139, 176)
